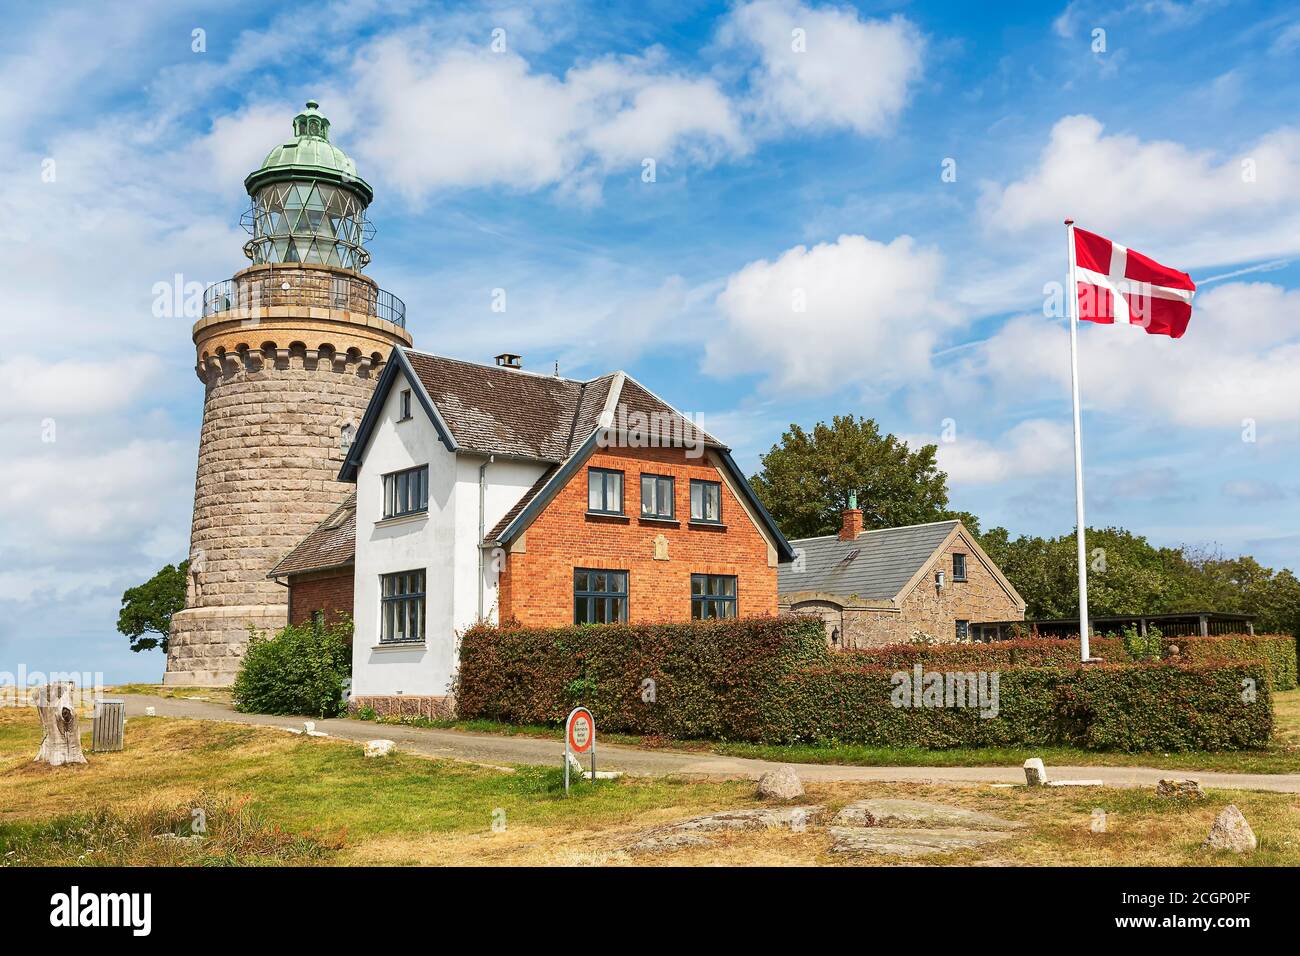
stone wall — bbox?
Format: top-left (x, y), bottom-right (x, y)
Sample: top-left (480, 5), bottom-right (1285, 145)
top-left (165, 264), bottom-right (410, 686)
top-left (784, 527), bottom-right (1024, 651)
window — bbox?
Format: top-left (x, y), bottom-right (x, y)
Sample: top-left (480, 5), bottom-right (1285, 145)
top-left (574, 569), bottom-right (628, 624)
top-left (587, 468), bottom-right (624, 514)
top-left (399, 388), bottom-right (413, 421)
top-left (689, 479), bottom-right (722, 523)
top-left (955, 619), bottom-right (970, 641)
top-left (640, 474), bottom-right (675, 519)
top-left (380, 570), bottom-right (425, 643)
top-left (383, 465), bottom-right (428, 518)
top-left (952, 553), bottom-right (968, 582)
top-left (691, 574), bottom-right (737, 619)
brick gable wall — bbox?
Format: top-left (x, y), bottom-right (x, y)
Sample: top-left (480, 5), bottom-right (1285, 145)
top-left (287, 567), bottom-right (354, 627)
top-left (499, 446), bottom-right (777, 625)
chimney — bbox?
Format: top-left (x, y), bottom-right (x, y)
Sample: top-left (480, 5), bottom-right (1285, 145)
top-left (494, 352), bottom-right (522, 370)
top-left (839, 492), bottom-right (863, 541)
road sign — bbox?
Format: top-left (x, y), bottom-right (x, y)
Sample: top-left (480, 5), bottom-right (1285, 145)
top-left (564, 706), bottom-right (596, 794)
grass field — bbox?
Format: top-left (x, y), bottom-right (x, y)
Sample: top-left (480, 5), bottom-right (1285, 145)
top-left (2, 708), bottom-right (1297, 866)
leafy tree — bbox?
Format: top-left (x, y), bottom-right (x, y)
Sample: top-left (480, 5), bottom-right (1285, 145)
top-left (751, 415), bottom-right (964, 539)
top-left (117, 560), bottom-right (188, 653)
top-left (978, 527), bottom-right (1300, 637)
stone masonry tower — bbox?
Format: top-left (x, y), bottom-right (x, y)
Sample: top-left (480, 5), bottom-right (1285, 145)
top-left (165, 101), bottom-right (411, 685)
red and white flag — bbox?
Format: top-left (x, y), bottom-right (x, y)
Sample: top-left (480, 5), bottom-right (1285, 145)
top-left (1072, 227), bottom-right (1196, 338)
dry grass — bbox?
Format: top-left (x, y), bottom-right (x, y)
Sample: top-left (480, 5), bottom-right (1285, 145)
top-left (2, 707), bottom-right (1297, 866)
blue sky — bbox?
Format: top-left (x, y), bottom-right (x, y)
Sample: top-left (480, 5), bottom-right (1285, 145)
top-left (2, 0), bottom-right (1298, 681)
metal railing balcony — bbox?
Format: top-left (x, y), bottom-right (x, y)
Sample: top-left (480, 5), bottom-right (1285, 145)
top-left (202, 272), bottom-right (406, 328)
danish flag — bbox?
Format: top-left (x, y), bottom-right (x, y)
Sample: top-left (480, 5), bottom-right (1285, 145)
top-left (1072, 226), bottom-right (1196, 338)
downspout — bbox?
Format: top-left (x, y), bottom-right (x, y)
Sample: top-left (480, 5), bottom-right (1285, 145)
top-left (477, 455), bottom-right (495, 620)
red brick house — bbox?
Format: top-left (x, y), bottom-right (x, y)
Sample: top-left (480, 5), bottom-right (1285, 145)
top-left (271, 347), bottom-right (794, 713)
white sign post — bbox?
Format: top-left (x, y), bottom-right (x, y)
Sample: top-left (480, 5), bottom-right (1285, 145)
top-left (564, 706), bottom-right (595, 796)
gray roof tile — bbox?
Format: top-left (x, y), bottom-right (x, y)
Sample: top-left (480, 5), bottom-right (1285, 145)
top-left (779, 520), bottom-right (959, 601)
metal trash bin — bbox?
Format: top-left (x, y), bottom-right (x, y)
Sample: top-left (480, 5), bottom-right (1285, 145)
top-left (92, 698), bottom-right (126, 752)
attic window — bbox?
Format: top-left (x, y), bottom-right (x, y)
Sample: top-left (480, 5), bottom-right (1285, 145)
top-left (399, 389), bottom-right (412, 421)
top-left (953, 553), bottom-right (968, 582)
top-left (835, 548), bottom-right (861, 569)
top-left (322, 507), bottom-right (348, 530)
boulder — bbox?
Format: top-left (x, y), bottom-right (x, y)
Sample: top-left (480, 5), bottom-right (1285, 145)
top-left (365, 739), bottom-right (396, 758)
top-left (1202, 805), bottom-right (1257, 853)
top-left (832, 799), bottom-right (1023, 831)
top-left (626, 832), bottom-right (714, 854)
top-left (829, 827), bottom-right (1013, 857)
top-left (1023, 757), bottom-right (1048, 786)
top-left (1156, 778), bottom-right (1204, 800)
top-left (757, 766), bottom-right (805, 801)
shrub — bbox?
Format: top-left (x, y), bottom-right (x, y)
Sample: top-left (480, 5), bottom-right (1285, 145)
top-left (1163, 634), bottom-right (1297, 691)
top-left (455, 615), bottom-right (828, 739)
top-left (1120, 623), bottom-right (1162, 661)
top-left (456, 618), bottom-right (1273, 751)
top-left (232, 618), bottom-right (353, 718)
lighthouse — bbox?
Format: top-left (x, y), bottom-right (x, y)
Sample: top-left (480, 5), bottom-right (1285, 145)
top-left (164, 101), bottom-right (411, 685)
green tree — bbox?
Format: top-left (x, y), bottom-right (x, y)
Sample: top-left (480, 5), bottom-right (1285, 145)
top-left (751, 415), bottom-right (965, 539)
top-left (117, 560), bottom-right (188, 653)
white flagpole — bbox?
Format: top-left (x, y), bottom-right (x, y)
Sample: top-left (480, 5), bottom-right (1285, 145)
top-left (1065, 218), bottom-right (1091, 662)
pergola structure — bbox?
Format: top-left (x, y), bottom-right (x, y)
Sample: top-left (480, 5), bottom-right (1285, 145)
top-left (974, 611), bottom-right (1255, 641)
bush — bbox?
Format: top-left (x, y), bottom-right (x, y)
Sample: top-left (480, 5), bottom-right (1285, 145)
top-left (232, 618), bottom-right (353, 718)
top-left (839, 632), bottom-right (1297, 690)
top-left (1120, 623), bottom-right (1162, 661)
top-left (456, 617), bottom-right (1273, 751)
top-left (757, 660), bottom-right (1270, 752)
top-left (1163, 634), bottom-right (1297, 691)
top-left (456, 615), bottom-right (828, 740)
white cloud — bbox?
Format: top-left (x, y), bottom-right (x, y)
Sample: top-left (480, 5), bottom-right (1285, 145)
top-left (721, 0), bottom-right (924, 136)
top-left (964, 281), bottom-right (1300, 429)
top-left (341, 38), bottom-right (746, 202)
top-left (910, 420), bottom-right (1074, 485)
top-left (0, 356), bottom-right (162, 422)
top-left (979, 115), bottom-right (1300, 268)
top-left (707, 234), bottom-right (954, 393)
top-left (1222, 479), bottom-right (1288, 503)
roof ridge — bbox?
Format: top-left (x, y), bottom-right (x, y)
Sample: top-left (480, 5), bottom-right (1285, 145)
top-left (402, 347), bottom-right (595, 384)
top-left (789, 517), bottom-right (963, 545)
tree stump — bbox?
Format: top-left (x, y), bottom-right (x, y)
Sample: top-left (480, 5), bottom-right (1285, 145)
top-left (34, 682), bottom-right (87, 766)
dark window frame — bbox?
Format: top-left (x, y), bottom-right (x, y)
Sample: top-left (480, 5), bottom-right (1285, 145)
top-left (573, 568), bottom-right (629, 625)
top-left (587, 467), bottom-right (625, 515)
top-left (952, 553), bottom-right (968, 582)
top-left (380, 569), bottom-right (426, 644)
top-left (382, 464), bottom-right (429, 519)
top-left (689, 479), bottom-right (722, 524)
top-left (640, 473), bottom-right (675, 519)
top-left (398, 388), bottom-right (413, 421)
top-left (955, 619), bottom-right (970, 641)
top-left (691, 573), bottom-right (737, 619)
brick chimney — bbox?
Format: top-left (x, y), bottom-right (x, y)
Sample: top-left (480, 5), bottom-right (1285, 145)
top-left (839, 493), bottom-right (864, 541)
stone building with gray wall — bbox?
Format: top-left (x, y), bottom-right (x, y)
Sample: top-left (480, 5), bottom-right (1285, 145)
top-left (779, 506), bottom-right (1025, 648)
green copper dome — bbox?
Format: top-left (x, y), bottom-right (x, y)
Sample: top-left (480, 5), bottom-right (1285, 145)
top-left (243, 100), bottom-right (373, 204)
top-left (241, 100), bottom-right (376, 270)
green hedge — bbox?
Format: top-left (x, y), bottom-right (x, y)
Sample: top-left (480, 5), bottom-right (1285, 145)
top-left (455, 616), bottom-right (828, 740)
top-left (232, 618), bottom-right (353, 718)
top-left (1161, 634), bottom-right (1297, 691)
top-left (840, 633), bottom-right (1297, 691)
top-left (759, 659), bottom-right (1270, 752)
top-left (456, 618), bottom-right (1273, 750)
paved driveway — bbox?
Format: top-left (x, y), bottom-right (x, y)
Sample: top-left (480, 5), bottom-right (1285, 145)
top-left (121, 694), bottom-right (1300, 793)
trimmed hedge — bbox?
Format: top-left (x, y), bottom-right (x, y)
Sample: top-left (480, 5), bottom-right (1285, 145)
top-left (455, 618), bottom-right (1274, 751)
top-left (455, 616), bottom-right (827, 740)
top-left (839, 633), bottom-right (1297, 691)
top-left (760, 659), bottom-right (1270, 751)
